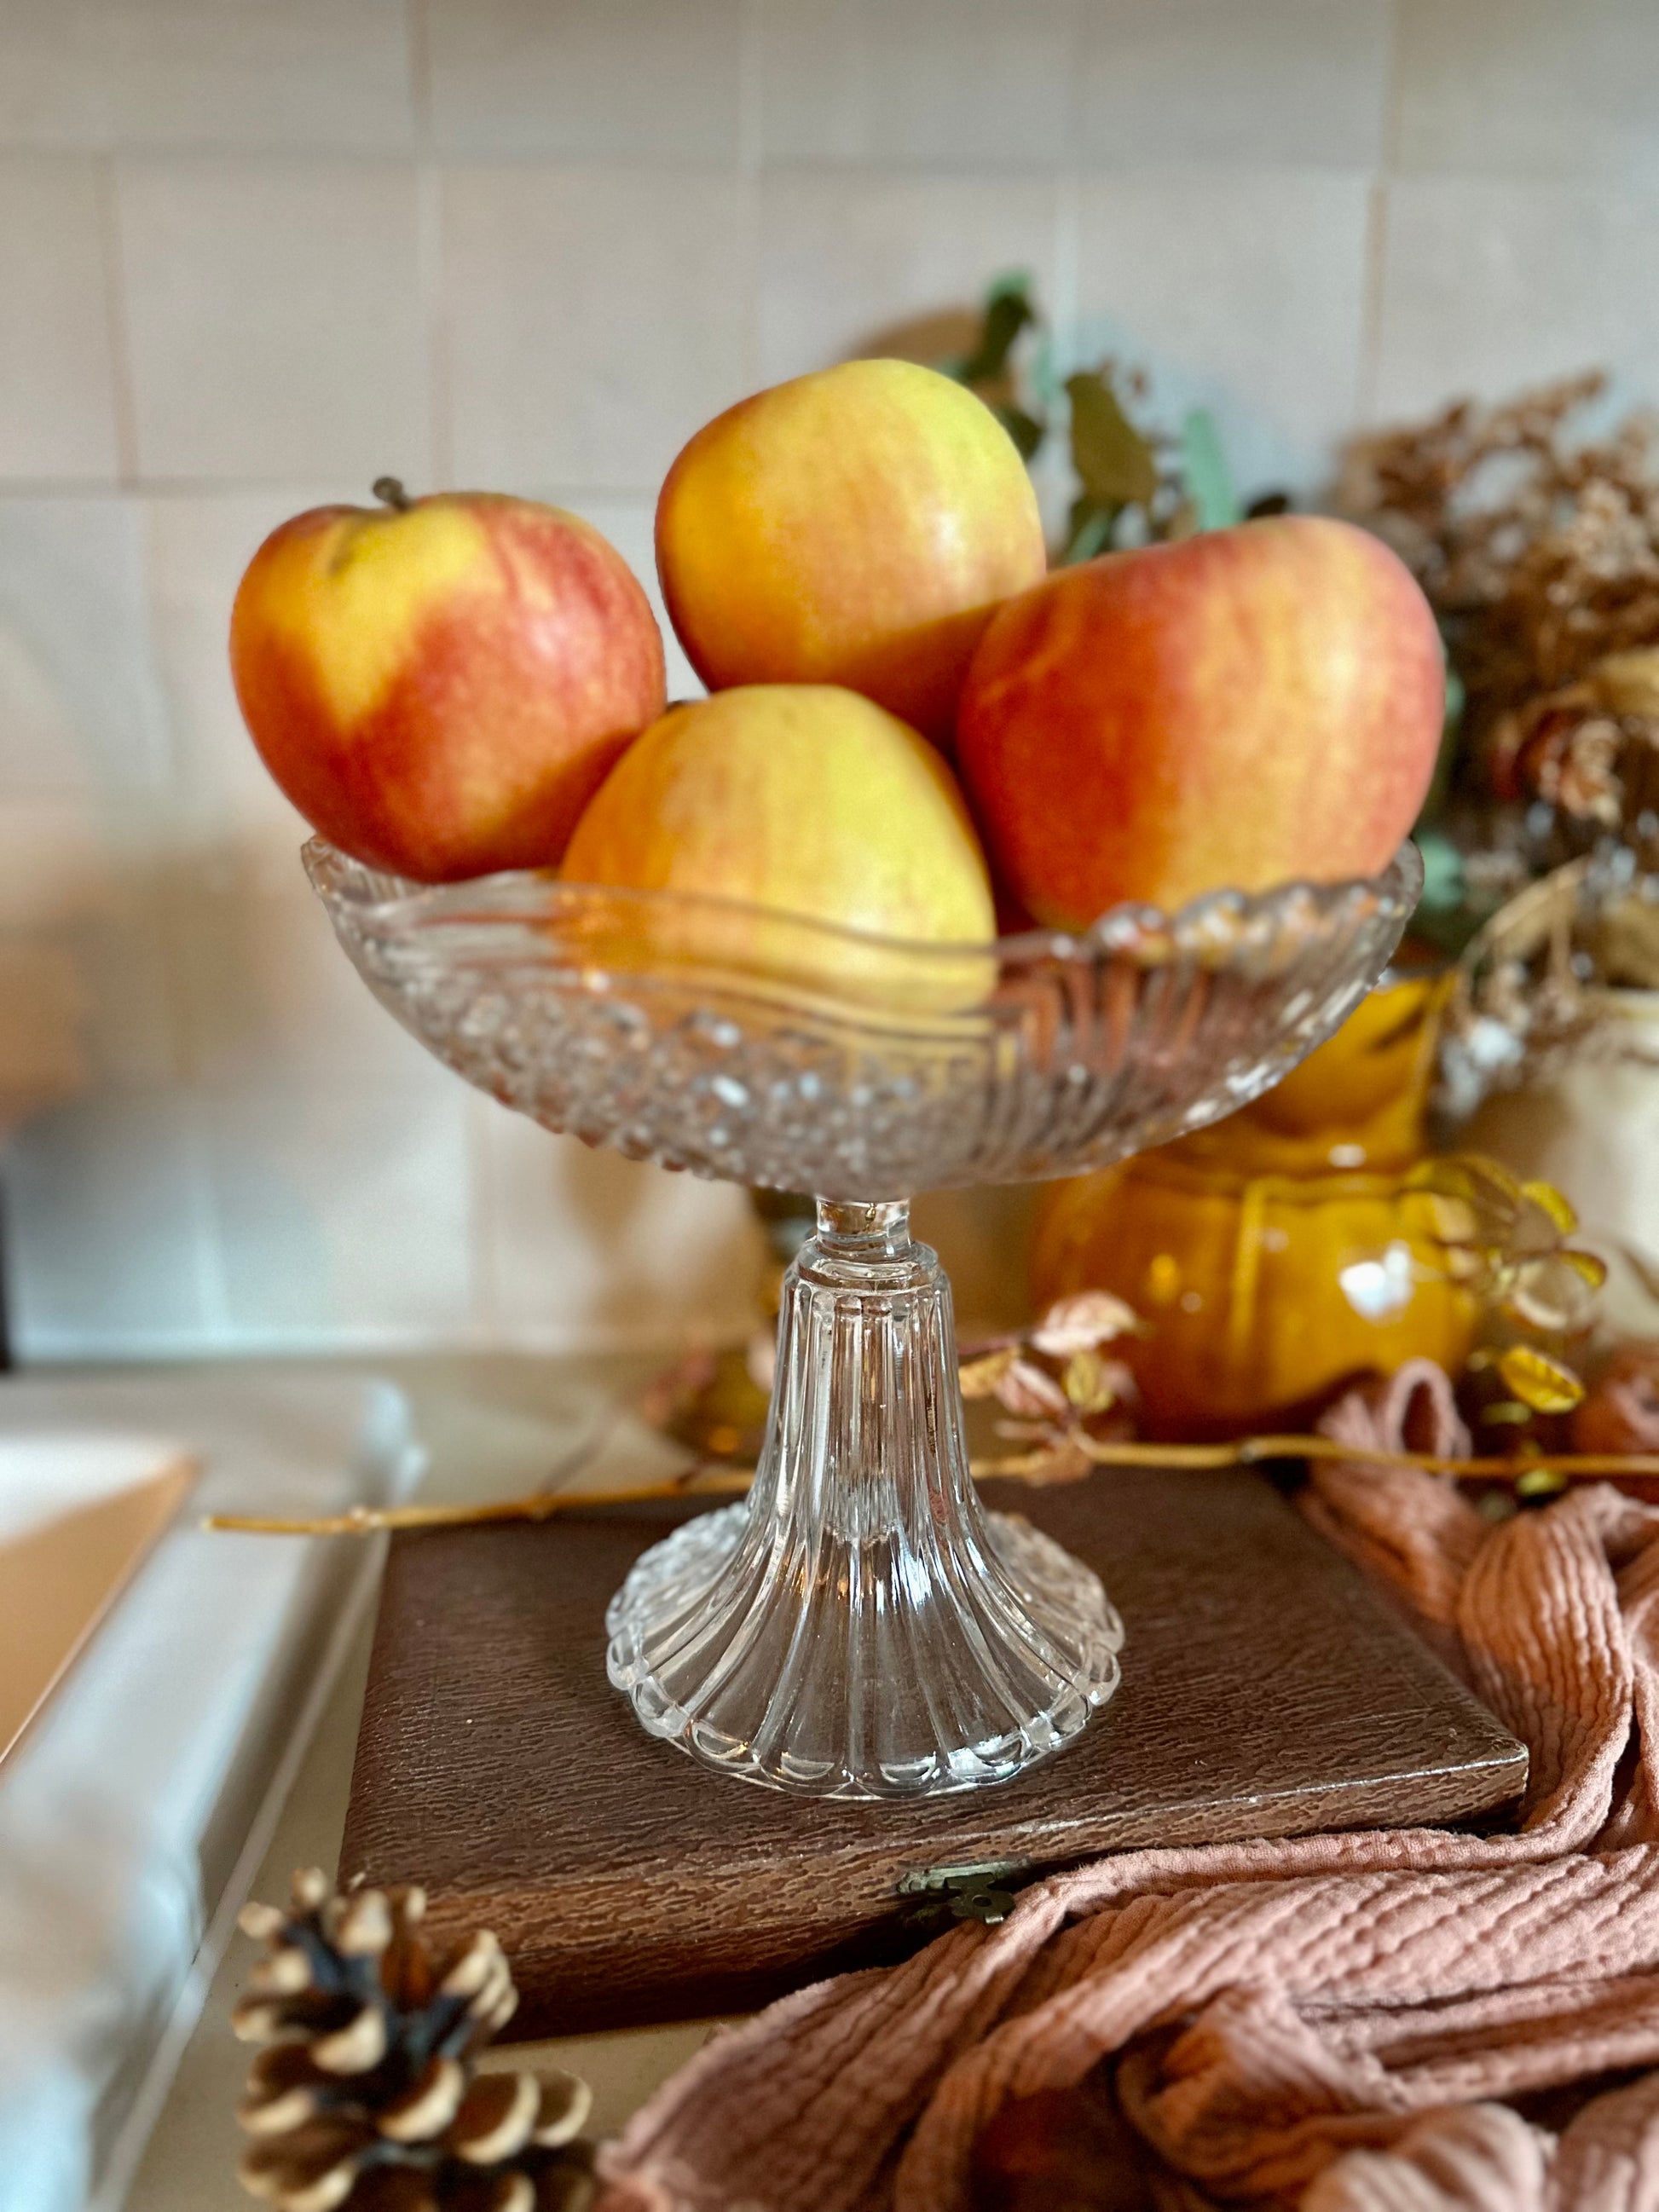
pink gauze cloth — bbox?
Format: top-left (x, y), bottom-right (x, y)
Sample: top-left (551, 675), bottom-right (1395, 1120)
top-left (593, 1360), bottom-right (1659, 2212)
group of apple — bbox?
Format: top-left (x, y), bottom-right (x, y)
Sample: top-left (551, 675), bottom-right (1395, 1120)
top-left (230, 360), bottom-right (1443, 967)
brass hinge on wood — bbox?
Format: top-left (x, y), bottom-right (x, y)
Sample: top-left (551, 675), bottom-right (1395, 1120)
top-left (895, 1859), bottom-right (1036, 1929)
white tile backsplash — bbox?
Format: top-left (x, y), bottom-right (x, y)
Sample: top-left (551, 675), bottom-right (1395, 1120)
top-left (116, 159), bottom-right (430, 482)
top-left (201, 1077), bottom-right (476, 1343)
top-left (0, 799), bottom-right (182, 1088)
top-left (758, 1), bottom-right (1078, 169)
top-left (0, 0), bottom-right (415, 153)
top-left (0, 157), bottom-right (122, 480)
top-left (0, 3), bottom-right (110, 148)
top-left (427, 0), bottom-right (743, 162)
top-left (143, 488), bottom-right (343, 842)
top-left (1076, 168), bottom-right (1373, 497)
top-left (756, 169), bottom-right (1061, 386)
top-left (6, 1087), bottom-right (218, 1356)
top-left (170, 854), bottom-right (453, 1090)
top-left (477, 1100), bottom-right (762, 1349)
top-left (0, 799), bottom-right (118, 931)
top-left (443, 164), bottom-right (754, 491)
top-left (1077, 0), bottom-right (1391, 170)
top-left (754, 0), bottom-right (867, 165)
top-left (1372, 177), bottom-right (1659, 424)
top-left (0, 499), bottom-right (171, 794)
top-left (1396, 0), bottom-right (1659, 187)
top-left (0, 940), bottom-right (85, 1132)
top-left (0, 0), bottom-right (1657, 1360)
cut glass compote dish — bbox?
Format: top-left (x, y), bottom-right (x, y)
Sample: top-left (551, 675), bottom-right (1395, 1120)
top-left (308, 835), bottom-right (1423, 1799)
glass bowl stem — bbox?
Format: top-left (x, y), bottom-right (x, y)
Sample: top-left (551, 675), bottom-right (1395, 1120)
top-left (605, 1197), bottom-right (1124, 1797)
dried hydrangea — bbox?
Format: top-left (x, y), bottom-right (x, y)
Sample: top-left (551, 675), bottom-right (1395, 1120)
top-left (1338, 373), bottom-right (1659, 853)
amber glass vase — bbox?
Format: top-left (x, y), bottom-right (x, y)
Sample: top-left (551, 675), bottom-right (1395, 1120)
top-left (1032, 970), bottom-right (1477, 1436)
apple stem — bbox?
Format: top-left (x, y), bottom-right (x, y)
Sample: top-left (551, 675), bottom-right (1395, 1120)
top-left (372, 476), bottom-right (413, 511)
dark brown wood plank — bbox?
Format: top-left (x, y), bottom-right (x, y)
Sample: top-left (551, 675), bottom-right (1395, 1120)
top-left (341, 1469), bottom-right (1527, 2036)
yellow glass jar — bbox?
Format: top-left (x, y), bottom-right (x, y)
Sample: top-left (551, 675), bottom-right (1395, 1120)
top-left (1031, 973), bottom-right (1478, 1436)
top-left (1172, 966), bottom-right (1449, 1178)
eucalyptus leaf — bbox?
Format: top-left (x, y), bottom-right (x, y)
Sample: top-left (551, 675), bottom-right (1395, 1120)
top-left (1179, 408), bottom-right (1241, 531)
top-left (1416, 641), bottom-right (1467, 829)
top-left (1415, 829), bottom-right (1466, 913)
top-left (1061, 498), bottom-right (1119, 567)
top-left (957, 273), bottom-right (1036, 386)
top-left (998, 405), bottom-right (1045, 461)
top-left (1066, 372), bottom-right (1159, 510)
top-left (1029, 326), bottom-right (1062, 413)
top-left (1444, 657), bottom-right (1466, 729)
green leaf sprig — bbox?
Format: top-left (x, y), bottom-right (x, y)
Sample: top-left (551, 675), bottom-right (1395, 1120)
top-left (940, 273), bottom-right (1248, 565)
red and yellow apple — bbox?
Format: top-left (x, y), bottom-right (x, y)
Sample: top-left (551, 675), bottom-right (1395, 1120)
top-left (562, 684), bottom-right (994, 998)
top-left (655, 360), bottom-right (1047, 747)
top-left (956, 516), bottom-right (1443, 926)
top-left (231, 485), bottom-right (665, 882)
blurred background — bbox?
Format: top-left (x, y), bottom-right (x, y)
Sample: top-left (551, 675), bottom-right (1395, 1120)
top-left (0, 0), bottom-right (1652, 1366)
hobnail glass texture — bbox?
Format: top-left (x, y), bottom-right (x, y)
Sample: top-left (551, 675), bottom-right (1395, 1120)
top-left (307, 837), bottom-right (1423, 1799)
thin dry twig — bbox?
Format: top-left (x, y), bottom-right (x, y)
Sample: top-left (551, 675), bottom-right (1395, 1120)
top-left (203, 1437), bottom-right (1659, 1536)
top-left (203, 1468), bottom-right (750, 1537)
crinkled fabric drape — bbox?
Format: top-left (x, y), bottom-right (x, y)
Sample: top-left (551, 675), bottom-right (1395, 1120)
top-left (595, 1361), bottom-right (1659, 2212)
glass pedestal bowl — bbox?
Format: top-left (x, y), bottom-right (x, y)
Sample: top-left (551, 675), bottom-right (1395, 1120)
top-left (307, 836), bottom-right (1422, 1800)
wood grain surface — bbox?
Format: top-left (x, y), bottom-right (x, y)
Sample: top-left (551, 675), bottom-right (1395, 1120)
top-left (341, 1469), bottom-right (1527, 2036)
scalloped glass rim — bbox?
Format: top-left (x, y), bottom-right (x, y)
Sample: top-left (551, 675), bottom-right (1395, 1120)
top-left (302, 837), bottom-right (1425, 994)
top-left (305, 835), bottom-right (1423, 1196)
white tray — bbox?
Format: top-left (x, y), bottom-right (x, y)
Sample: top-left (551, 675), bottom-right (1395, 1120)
top-left (0, 1435), bottom-right (197, 1771)
top-left (0, 1371), bottom-right (422, 2212)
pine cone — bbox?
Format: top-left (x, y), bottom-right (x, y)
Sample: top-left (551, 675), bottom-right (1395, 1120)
top-left (233, 1869), bottom-right (594, 2212)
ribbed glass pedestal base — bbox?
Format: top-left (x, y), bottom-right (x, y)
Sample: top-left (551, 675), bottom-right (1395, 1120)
top-left (606, 1200), bottom-right (1124, 1799)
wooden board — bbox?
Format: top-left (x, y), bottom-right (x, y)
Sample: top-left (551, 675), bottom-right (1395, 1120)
top-left (341, 1470), bottom-right (1527, 2037)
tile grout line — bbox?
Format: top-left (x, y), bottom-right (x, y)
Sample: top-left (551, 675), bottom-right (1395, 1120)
top-left (1379, 0), bottom-right (1408, 177)
top-left (737, 0), bottom-right (766, 394)
top-left (1356, 174), bottom-right (1391, 430)
top-left (418, 161), bottom-right (451, 491)
top-left (408, 0), bottom-right (447, 483)
top-left (1356, 0), bottom-right (1407, 424)
top-left (1066, 0), bottom-right (1086, 181)
top-left (737, 0), bottom-right (765, 176)
top-left (406, 0), bottom-right (436, 153)
top-left (0, 477), bottom-right (675, 501)
top-left (93, 153), bottom-right (142, 488)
